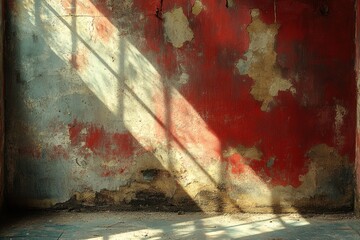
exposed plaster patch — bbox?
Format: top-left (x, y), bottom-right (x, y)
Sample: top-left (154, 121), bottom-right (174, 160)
top-left (192, 0), bottom-right (203, 15)
top-left (226, 0), bottom-right (235, 8)
top-left (334, 104), bottom-right (347, 147)
top-left (306, 144), bottom-right (345, 169)
top-left (163, 7), bottom-right (194, 48)
top-left (236, 9), bottom-right (295, 112)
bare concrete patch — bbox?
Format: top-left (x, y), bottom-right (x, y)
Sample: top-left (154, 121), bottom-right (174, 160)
top-left (226, 0), bottom-right (235, 8)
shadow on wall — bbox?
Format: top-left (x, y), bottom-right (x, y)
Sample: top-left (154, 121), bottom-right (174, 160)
top-left (4, 0), bottom-right (355, 214)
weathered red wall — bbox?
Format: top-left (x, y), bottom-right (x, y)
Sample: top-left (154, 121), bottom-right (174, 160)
top-left (5, 0), bottom-right (357, 212)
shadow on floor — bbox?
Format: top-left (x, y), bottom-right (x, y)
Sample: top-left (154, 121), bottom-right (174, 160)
top-left (0, 211), bottom-right (359, 240)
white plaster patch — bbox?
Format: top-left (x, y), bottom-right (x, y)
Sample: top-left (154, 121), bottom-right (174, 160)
top-left (163, 7), bottom-right (194, 48)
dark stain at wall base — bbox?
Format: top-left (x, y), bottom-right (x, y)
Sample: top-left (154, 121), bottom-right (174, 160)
top-left (50, 189), bottom-right (353, 214)
top-left (52, 191), bottom-right (201, 213)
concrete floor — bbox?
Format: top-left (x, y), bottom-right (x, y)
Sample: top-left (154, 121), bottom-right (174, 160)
top-left (0, 211), bottom-right (359, 239)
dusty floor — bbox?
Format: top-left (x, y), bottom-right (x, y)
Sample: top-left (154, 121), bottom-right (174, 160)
top-left (0, 211), bottom-right (359, 239)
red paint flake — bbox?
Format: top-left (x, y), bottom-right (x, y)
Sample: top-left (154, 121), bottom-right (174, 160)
top-left (226, 153), bottom-right (246, 174)
top-left (112, 133), bottom-right (133, 158)
top-left (68, 119), bottom-right (136, 177)
top-left (85, 126), bottom-right (104, 152)
top-left (68, 119), bottom-right (84, 146)
top-left (68, 119), bottom-right (135, 161)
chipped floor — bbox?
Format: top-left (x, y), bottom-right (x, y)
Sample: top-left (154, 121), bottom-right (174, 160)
top-left (0, 211), bottom-right (360, 239)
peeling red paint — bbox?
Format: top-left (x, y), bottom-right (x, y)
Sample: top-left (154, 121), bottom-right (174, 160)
top-left (68, 119), bottom-right (134, 161)
top-left (133, 0), bottom-right (356, 187)
top-left (226, 153), bottom-right (245, 174)
top-left (5, 0), bottom-right (358, 211)
top-left (69, 119), bottom-right (83, 146)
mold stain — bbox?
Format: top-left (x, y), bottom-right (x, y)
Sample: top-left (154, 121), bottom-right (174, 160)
top-left (294, 144), bottom-right (353, 198)
top-left (236, 9), bottom-right (295, 112)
